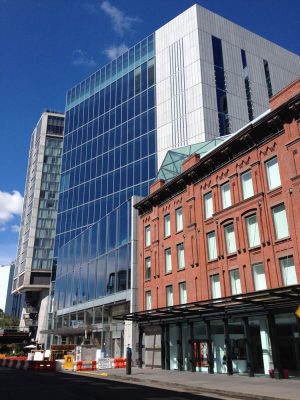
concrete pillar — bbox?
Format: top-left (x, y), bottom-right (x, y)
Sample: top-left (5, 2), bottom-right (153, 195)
top-left (36, 290), bottom-right (50, 345)
top-left (259, 317), bottom-right (273, 375)
top-left (124, 320), bottom-right (137, 364)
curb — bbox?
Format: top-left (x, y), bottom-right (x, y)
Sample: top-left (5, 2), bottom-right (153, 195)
top-left (67, 370), bottom-right (290, 400)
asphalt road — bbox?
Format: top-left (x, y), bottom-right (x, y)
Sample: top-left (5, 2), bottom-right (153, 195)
top-left (0, 368), bottom-right (224, 400)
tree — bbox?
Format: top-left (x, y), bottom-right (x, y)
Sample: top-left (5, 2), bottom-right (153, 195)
top-left (0, 308), bottom-right (19, 328)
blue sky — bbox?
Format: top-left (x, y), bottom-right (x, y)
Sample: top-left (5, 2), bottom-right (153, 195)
top-left (0, 0), bottom-right (299, 265)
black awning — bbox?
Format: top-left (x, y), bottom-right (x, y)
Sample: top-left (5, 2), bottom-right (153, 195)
top-left (114, 285), bottom-right (300, 323)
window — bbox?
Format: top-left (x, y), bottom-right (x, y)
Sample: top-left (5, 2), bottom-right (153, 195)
top-left (145, 291), bottom-right (151, 310)
top-left (252, 263), bottom-right (267, 291)
top-left (165, 248), bottom-right (172, 273)
top-left (246, 214), bottom-right (260, 248)
top-left (175, 207), bottom-right (183, 232)
top-left (230, 269), bottom-right (242, 295)
top-left (241, 171), bottom-right (254, 200)
top-left (204, 192), bottom-right (213, 219)
top-left (207, 231), bottom-right (218, 260)
top-left (265, 157), bottom-right (281, 190)
top-left (145, 257), bottom-right (151, 280)
top-left (224, 223), bottom-right (237, 254)
top-left (145, 225), bottom-right (151, 247)
top-left (280, 256), bottom-right (297, 286)
top-left (221, 182), bottom-right (231, 209)
top-left (164, 213), bottom-right (170, 237)
top-left (177, 243), bottom-right (185, 269)
top-left (212, 36), bottom-right (230, 136)
top-left (210, 274), bottom-right (221, 299)
top-left (272, 204), bottom-right (289, 240)
top-left (166, 285), bottom-right (173, 306)
top-left (179, 282), bottom-right (187, 304)
top-left (263, 59), bottom-right (273, 98)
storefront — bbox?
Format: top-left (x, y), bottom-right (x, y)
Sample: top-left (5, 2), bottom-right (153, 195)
top-left (121, 285), bottom-right (300, 378)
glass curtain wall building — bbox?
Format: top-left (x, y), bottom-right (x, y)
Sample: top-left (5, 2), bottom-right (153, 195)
top-left (50, 199), bottom-right (138, 356)
top-left (56, 35), bottom-right (155, 251)
top-left (13, 111), bottom-right (64, 344)
top-left (51, 4), bottom-right (300, 356)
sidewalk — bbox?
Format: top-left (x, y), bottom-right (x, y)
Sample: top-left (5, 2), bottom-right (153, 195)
top-left (72, 367), bottom-right (300, 400)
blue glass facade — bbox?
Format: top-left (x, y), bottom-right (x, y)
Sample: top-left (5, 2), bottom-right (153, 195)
top-left (53, 200), bottom-right (132, 311)
top-left (56, 34), bottom-right (156, 255)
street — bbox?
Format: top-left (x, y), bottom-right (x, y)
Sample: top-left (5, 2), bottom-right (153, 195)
top-left (0, 368), bottom-right (224, 400)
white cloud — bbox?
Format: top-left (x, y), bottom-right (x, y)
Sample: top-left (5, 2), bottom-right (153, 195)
top-left (0, 191), bottom-right (23, 226)
top-left (100, 1), bottom-right (141, 36)
top-left (10, 225), bottom-right (20, 233)
top-left (72, 49), bottom-right (97, 67)
top-left (103, 43), bottom-right (129, 60)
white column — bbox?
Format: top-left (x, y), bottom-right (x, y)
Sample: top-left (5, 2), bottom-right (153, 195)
top-left (259, 317), bottom-right (273, 374)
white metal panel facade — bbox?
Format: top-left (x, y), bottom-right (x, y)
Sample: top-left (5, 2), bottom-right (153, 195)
top-left (155, 4), bottom-right (300, 168)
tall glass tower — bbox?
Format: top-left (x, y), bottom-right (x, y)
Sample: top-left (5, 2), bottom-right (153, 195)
top-left (13, 111), bottom-right (64, 344)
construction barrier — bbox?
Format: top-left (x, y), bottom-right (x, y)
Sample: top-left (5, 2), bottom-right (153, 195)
top-left (113, 357), bottom-right (126, 368)
top-left (0, 358), bottom-right (56, 372)
top-left (75, 360), bottom-right (97, 372)
top-left (76, 361), bottom-right (82, 371)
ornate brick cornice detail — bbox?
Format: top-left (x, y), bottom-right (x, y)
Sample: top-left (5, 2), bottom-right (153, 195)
top-left (216, 168), bottom-right (229, 182)
top-left (259, 142), bottom-right (277, 157)
top-left (236, 156), bottom-right (251, 170)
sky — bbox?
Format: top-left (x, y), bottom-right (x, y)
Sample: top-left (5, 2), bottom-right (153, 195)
top-left (0, 0), bottom-right (299, 266)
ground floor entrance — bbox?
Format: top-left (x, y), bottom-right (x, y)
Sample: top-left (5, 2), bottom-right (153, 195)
top-left (140, 311), bottom-right (300, 378)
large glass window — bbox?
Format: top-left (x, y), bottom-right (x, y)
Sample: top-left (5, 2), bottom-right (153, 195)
top-left (265, 157), bottom-right (281, 190)
top-left (204, 192), bottom-right (213, 219)
top-left (145, 256), bottom-right (151, 280)
top-left (179, 281), bottom-right (187, 304)
top-left (165, 248), bottom-right (172, 273)
top-left (230, 269), bottom-right (241, 295)
top-left (175, 207), bottom-right (183, 232)
top-left (166, 285), bottom-right (173, 306)
top-left (272, 203), bottom-right (289, 240)
top-left (207, 231), bottom-right (217, 261)
top-left (145, 291), bottom-right (151, 311)
top-left (164, 213), bottom-right (170, 237)
top-left (280, 256), bottom-right (297, 286)
top-left (224, 223), bottom-right (237, 254)
top-left (106, 252), bottom-right (116, 295)
top-left (221, 182), bottom-right (231, 209)
top-left (246, 214), bottom-right (260, 248)
top-left (210, 274), bottom-right (221, 299)
top-left (252, 263), bottom-right (267, 291)
top-left (241, 170), bottom-right (254, 200)
top-left (177, 243), bottom-right (185, 270)
top-left (145, 225), bottom-right (151, 247)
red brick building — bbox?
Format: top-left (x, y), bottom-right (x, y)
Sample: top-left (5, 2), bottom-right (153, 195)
top-left (127, 78), bottom-right (300, 378)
